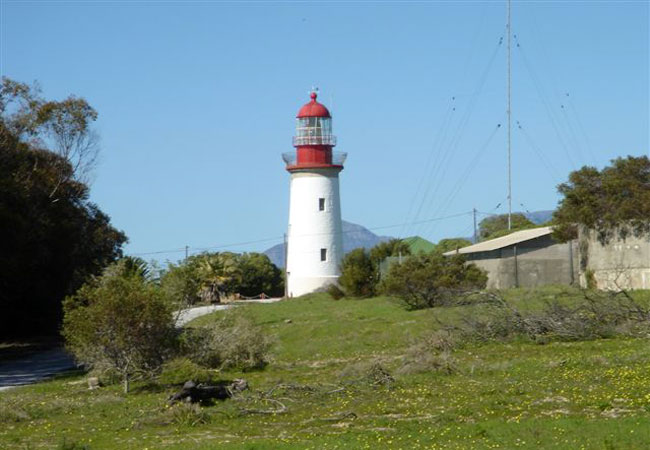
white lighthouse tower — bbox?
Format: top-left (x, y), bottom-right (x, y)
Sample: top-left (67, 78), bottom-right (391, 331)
top-left (282, 91), bottom-right (346, 297)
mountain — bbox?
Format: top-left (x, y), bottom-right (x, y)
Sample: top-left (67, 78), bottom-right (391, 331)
top-left (524, 210), bottom-right (554, 225)
top-left (264, 220), bottom-right (392, 268)
top-left (265, 211), bottom-right (554, 267)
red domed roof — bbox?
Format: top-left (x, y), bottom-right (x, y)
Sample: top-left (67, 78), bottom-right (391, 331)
top-left (296, 92), bottom-right (331, 118)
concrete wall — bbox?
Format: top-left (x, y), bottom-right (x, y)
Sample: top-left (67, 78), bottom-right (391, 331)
top-left (465, 235), bottom-right (579, 289)
top-left (579, 229), bottom-right (650, 290)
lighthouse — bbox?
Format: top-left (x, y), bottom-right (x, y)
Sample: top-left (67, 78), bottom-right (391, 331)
top-left (282, 91), bottom-right (347, 297)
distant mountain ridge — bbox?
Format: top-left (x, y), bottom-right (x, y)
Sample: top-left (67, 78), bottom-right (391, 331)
top-left (524, 210), bottom-right (554, 225)
top-left (264, 220), bottom-right (391, 268)
top-left (265, 211), bottom-right (554, 267)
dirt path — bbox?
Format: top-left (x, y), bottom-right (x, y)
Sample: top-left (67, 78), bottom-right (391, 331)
top-left (0, 347), bottom-right (77, 391)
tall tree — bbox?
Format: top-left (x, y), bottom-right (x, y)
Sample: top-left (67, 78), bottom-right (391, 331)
top-left (0, 80), bottom-right (125, 338)
top-left (553, 156), bottom-right (650, 243)
top-left (369, 238), bottom-right (411, 263)
top-left (478, 213), bottom-right (536, 241)
top-left (1, 77), bottom-right (99, 191)
top-left (435, 238), bottom-right (472, 254)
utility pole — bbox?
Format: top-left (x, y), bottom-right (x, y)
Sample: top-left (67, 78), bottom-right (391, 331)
top-left (507, 0), bottom-right (513, 230)
top-left (185, 245), bottom-right (189, 261)
top-left (473, 208), bottom-right (478, 243)
top-left (283, 233), bottom-right (288, 298)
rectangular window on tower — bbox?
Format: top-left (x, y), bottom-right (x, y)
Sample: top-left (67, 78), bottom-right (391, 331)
top-left (319, 198), bottom-right (325, 211)
top-left (320, 248), bottom-right (327, 262)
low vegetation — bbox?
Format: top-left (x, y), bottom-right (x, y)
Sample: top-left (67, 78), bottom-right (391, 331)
top-left (62, 259), bottom-right (272, 393)
top-left (180, 309), bottom-right (272, 371)
top-left (338, 239), bottom-right (411, 298)
top-left (380, 252), bottom-right (488, 309)
top-left (4, 286), bottom-right (650, 449)
top-left (62, 265), bottom-right (178, 393)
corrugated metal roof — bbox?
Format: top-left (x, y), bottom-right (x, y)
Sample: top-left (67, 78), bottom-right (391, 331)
top-left (443, 226), bottom-right (554, 255)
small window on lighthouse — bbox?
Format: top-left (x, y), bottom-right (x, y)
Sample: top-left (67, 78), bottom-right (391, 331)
top-left (320, 248), bottom-right (327, 262)
top-left (319, 198), bottom-right (325, 211)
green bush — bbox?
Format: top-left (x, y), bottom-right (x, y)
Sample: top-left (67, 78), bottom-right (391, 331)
top-left (62, 264), bottom-right (177, 393)
top-left (185, 310), bottom-right (272, 371)
top-left (159, 358), bottom-right (214, 385)
top-left (339, 240), bottom-right (412, 298)
top-left (338, 248), bottom-right (376, 297)
top-left (380, 253), bottom-right (487, 309)
top-left (326, 283), bottom-right (346, 300)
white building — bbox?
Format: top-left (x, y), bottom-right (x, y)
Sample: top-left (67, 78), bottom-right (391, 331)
top-left (282, 92), bottom-right (346, 297)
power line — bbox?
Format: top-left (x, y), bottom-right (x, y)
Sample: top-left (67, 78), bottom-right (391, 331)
top-left (410, 36), bottom-right (503, 239)
top-left (129, 211), bottom-right (474, 258)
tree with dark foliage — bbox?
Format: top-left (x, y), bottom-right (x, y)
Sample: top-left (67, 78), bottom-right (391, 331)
top-left (339, 239), bottom-right (412, 298)
top-left (478, 213), bottom-right (536, 241)
top-left (0, 78), bottom-right (126, 338)
top-left (160, 252), bottom-right (284, 306)
top-left (338, 248), bottom-right (376, 297)
top-left (553, 156), bottom-right (650, 244)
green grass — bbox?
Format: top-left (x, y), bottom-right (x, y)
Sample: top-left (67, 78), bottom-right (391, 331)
top-left (2, 287), bottom-right (650, 449)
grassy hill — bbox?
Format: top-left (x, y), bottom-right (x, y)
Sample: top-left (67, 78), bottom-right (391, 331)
top-left (2, 288), bottom-right (650, 449)
top-left (402, 236), bottom-right (436, 253)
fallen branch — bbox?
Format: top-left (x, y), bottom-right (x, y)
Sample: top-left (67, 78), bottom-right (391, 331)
top-left (240, 399), bottom-right (287, 415)
top-left (168, 379), bottom-right (248, 405)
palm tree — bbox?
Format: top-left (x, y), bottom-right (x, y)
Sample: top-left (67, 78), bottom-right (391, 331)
top-left (196, 253), bottom-right (240, 303)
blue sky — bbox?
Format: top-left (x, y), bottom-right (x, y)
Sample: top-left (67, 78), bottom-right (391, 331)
top-left (2, 1), bottom-right (648, 262)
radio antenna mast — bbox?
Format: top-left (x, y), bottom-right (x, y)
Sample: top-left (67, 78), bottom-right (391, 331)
top-left (507, 0), bottom-right (513, 230)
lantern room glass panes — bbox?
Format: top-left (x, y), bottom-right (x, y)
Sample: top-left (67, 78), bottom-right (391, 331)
top-left (296, 117), bottom-right (332, 137)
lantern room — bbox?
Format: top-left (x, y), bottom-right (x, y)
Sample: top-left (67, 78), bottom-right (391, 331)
top-left (283, 91), bottom-right (346, 171)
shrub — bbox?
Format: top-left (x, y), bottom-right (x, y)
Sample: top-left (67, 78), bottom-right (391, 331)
top-left (454, 291), bottom-right (650, 344)
top-left (62, 265), bottom-right (177, 393)
top-left (160, 261), bottom-right (202, 307)
top-left (399, 330), bottom-right (457, 375)
top-left (338, 248), bottom-right (376, 297)
top-left (185, 310), bottom-right (272, 371)
top-left (338, 359), bottom-right (395, 389)
top-left (0, 400), bottom-right (30, 423)
top-left (58, 438), bottom-right (90, 450)
top-left (326, 283), bottom-right (346, 300)
top-left (169, 403), bottom-right (211, 427)
top-left (159, 358), bottom-right (214, 386)
top-left (380, 253), bottom-right (487, 309)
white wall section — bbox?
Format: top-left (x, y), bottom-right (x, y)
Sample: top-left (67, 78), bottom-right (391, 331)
top-left (286, 168), bottom-right (343, 297)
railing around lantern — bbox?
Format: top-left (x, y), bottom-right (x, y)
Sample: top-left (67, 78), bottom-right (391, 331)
top-left (331, 151), bottom-right (348, 165)
top-left (282, 151), bottom-right (348, 168)
top-left (281, 152), bottom-right (297, 166)
top-left (292, 135), bottom-right (337, 146)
